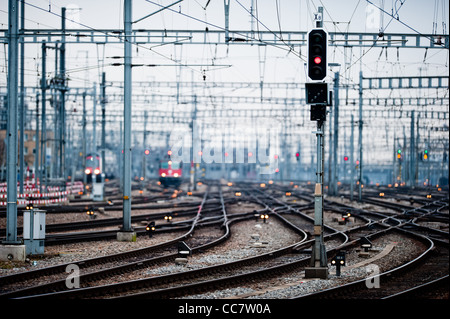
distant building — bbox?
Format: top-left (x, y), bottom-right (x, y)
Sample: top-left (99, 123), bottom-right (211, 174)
top-left (0, 129), bottom-right (54, 179)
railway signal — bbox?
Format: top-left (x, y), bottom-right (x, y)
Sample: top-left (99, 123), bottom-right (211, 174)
top-left (86, 208), bottom-right (96, 220)
top-left (308, 29), bottom-right (328, 81)
top-left (423, 149), bottom-right (428, 160)
top-left (331, 251), bottom-right (346, 276)
top-left (305, 26), bottom-right (329, 280)
top-left (260, 213), bottom-right (269, 223)
top-left (146, 221), bottom-right (156, 237)
top-left (295, 152), bottom-right (300, 161)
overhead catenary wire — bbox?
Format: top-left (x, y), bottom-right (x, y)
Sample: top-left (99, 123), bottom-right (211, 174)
top-left (20, 0), bottom-right (202, 77)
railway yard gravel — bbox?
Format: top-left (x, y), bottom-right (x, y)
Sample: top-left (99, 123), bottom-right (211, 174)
top-left (0, 202), bottom-right (430, 299)
top-left (182, 233), bottom-right (427, 299)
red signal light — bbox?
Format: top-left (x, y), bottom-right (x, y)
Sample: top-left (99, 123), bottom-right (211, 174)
top-left (314, 56), bottom-right (322, 64)
top-left (344, 156), bottom-right (348, 161)
top-left (144, 149), bottom-right (150, 155)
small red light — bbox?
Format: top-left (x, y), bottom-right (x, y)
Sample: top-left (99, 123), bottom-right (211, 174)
top-left (344, 156), bottom-right (348, 161)
top-left (314, 56), bottom-right (322, 64)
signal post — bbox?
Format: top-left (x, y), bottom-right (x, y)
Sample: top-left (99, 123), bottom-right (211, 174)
top-left (304, 16), bottom-right (329, 279)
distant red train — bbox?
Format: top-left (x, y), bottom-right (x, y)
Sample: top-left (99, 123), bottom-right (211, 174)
top-left (85, 153), bottom-right (102, 183)
top-left (159, 159), bottom-right (182, 187)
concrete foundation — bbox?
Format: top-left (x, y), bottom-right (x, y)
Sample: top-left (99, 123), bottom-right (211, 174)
top-left (305, 267), bottom-right (328, 279)
top-left (0, 244), bottom-right (26, 262)
top-left (117, 231), bottom-right (137, 242)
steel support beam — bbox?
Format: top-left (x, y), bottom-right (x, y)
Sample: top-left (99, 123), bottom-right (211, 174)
top-left (59, 7), bottom-right (66, 182)
top-left (4, 0), bottom-right (20, 244)
top-left (331, 71), bottom-right (339, 196)
top-left (18, 0), bottom-right (24, 194)
top-left (3, 29), bottom-right (447, 49)
top-left (122, 0), bottom-right (133, 234)
top-left (358, 71), bottom-right (363, 201)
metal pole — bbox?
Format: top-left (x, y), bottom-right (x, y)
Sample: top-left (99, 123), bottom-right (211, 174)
top-left (350, 114), bottom-right (354, 201)
top-left (142, 110), bottom-right (147, 184)
top-left (92, 84), bottom-right (97, 156)
top-left (358, 70), bottom-right (363, 201)
top-left (393, 131), bottom-right (396, 185)
top-left (82, 92), bottom-right (87, 191)
top-left (19, 0), bottom-right (24, 194)
top-left (59, 7), bottom-right (66, 181)
top-left (40, 41), bottom-right (46, 194)
top-left (101, 72), bottom-right (106, 180)
top-left (35, 92), bottom-right (40, 190)
top-left (224, 0), bottom-right (230, 41)
top-left (332, 71), bottom-right (339, 196)
top-left (192, 95), bottom-right (198, 191)
top-left (119, 121), bottom-right (123, 193)
top-left (310, 117), bottom-right (327, 270)
top-left (52, 43), bottom-right (58, 179)
top-left (122, 0), bottom-right (132, 232)
top-left (409, 110), bottom-right (415, 187)
top-left (5, 0), bottom-right (19, 244)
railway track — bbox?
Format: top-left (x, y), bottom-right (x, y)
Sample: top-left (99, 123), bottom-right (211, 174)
top-left (7, 182), bottom-right (400, 299)
top-left (1, 181), bottom-right (447, 300)
top-left (294, 229), bottom-right (449, 299)
top-left (0, 189), bottom-right (212, 296)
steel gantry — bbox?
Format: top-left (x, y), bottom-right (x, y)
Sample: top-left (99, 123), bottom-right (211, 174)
top-left (1, 28), bottom-right (448, 50)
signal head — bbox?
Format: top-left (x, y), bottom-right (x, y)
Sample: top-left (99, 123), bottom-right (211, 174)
top-left (308, 29), bottom-right (328, 81)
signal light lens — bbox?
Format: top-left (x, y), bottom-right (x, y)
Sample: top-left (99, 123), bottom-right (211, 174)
top-left (314, 56), bottom-right (322, 64)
